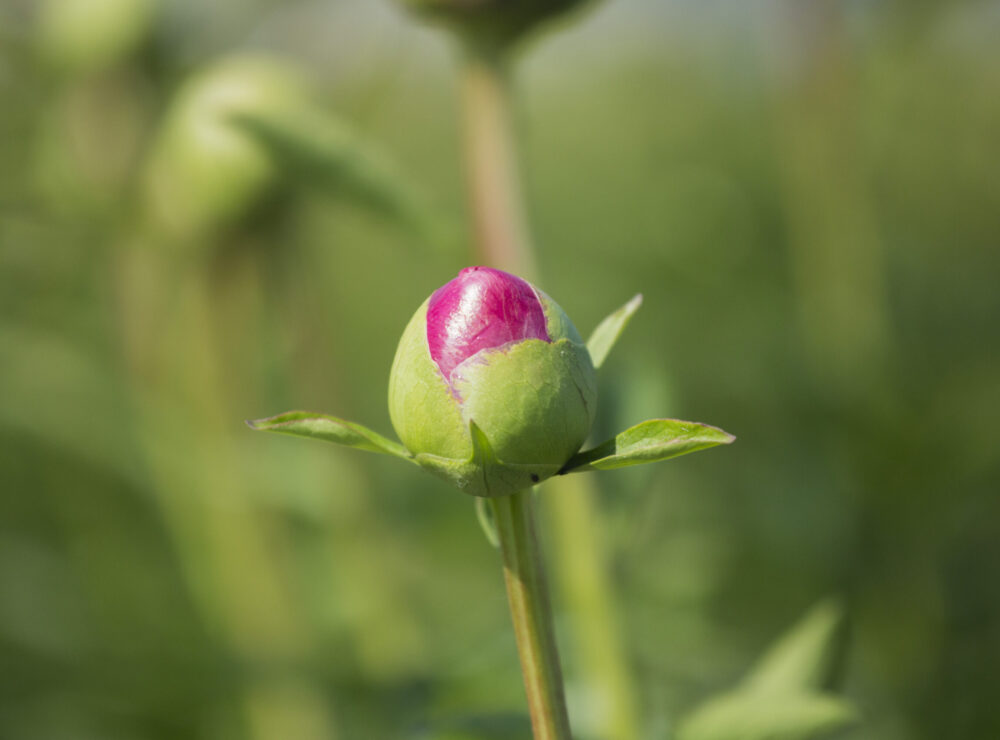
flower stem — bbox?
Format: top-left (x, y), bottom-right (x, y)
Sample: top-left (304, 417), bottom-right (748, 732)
top-left (461, 45), bottom-right (538, 278)
top-left (492, 490), bottom-right (573, 740)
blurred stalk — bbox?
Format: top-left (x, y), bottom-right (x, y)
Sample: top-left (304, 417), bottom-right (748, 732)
top-left (460, 44), bottom-right (639, 740)
top-left (492, 490), bottom-right (573, 739)
top-left (116, 245), bottom-right (338, 740)
top-left (219, 236), bottom-right (428, 681)
top-left (777, 1), bottom-right (893, 393)
top-left (461, 47), bottom-right (537, 278)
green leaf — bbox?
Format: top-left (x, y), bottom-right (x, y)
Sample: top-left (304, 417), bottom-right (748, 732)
top-left (247, 411), bottom-right (414, 461)
top-left (230, 109), bottom-right (450, 250)
top-left (560, 418), bottom-right (734, 473)
top-left (677, 691), bottom-right (858, 740)
top-left (586, 293), bottom-right (643, 369)
top-left (744, 598), bottom-right (848, 695)
top-left (677, 599), bottom-right (857, 740)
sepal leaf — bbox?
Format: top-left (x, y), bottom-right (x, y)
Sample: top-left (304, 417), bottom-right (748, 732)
top-left (246, 411), bottom-right (413, 461)
top-left (560, 418), bottom-right (734, 474)
top-left (586, 293), bottom-right (643, 369)
top-left (415, 421), bottom-right (560, 498)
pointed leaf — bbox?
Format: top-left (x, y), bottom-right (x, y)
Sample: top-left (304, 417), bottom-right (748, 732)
top-left (230, 109), bottom-right (449, 249)
top-left (677, 691), bottom-right (858, 740)
top-left (247, 411), bottom-right (413, 461)
top-left (561, 418), bottom-right (734, 473)
top-left (586, 293), bottom-right (643, 369)
top-left (744, 598), bottom-right (848, 695)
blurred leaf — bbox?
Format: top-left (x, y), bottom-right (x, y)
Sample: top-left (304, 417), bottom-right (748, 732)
top-left (586, 293), bottom-right (643, 369)
top-left (561, 418), bottom-right (734, 473)
top-left (231, 108), bottom-right (451, 250)
top-left (247, 411), bottom-right (413, 461)
top-left (678, 600), bottom-right (857, 740)
top-left (677, 691), bottom-right (858, 740)
top-left (743, 599), bottom-right (848, 695)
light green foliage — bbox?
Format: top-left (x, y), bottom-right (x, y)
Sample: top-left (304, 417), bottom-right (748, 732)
top-left (677, 600), bottom-right (856, 740)
top-left (677, 692), bottom-right (857, 740)
top-left (563, 419), bottom-right (734, 473)
top-left (231, 108), bottom-right (446, 249)
top-left (743, 599), bottom-right (848, 695)
top-left (586, 293), bottom-right (643, 370)
top-left (246, 411), bottom-right (412, 461)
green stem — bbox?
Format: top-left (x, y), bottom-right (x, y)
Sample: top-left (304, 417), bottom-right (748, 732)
top-left (461, 46), bottom-right (538, 278)
top-left (491, 490), bottom-right (573, 740)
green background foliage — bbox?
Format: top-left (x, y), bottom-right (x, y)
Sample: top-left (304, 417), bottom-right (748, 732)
top-left (1, 0), bottom-right (998, 738)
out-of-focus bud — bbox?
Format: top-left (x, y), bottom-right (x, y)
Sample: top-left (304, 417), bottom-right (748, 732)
top-left (398, 0), bottom-right (592, 50)
top-left (37, 0), bottom-right (155, 75)
top-left (144, 55), bottom-right (309, 240)
top-left (389, 266), bottom-right (597, 496)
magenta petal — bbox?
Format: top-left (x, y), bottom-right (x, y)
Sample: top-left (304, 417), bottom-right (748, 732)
top-left (426, 266), bottom-right (550, 380)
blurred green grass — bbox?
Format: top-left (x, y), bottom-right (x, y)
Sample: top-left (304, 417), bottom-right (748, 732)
top-left (1, 0), bottom-right (998, 738)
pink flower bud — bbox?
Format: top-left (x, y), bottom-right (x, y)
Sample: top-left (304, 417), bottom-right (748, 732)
top-left (388, 266), bottom-right (597, 496)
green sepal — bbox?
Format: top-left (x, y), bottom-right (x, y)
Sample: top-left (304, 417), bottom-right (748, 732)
top-left (586, 293), bottom-right (643, 369)
top-left (246, 411), bottom-right (414, 462)
top-left (452, 338), bottom-right (596, 468)
top-left (415, 421), bottom-right (560, 498)
top-left (561, 418), bottom-right (734, 473)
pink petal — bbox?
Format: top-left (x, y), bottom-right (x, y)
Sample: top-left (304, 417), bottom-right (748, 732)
top-left (427, 266), bottom-right (550, 380)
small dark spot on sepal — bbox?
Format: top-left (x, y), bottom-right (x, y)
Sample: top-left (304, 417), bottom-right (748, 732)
top-left (530, 474), bottom-right (540, 483)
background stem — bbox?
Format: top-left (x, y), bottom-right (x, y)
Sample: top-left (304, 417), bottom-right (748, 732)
top-left (461, 47), bottom-right (538, 278)
top-left (492, 491), bottom-right (572, 740)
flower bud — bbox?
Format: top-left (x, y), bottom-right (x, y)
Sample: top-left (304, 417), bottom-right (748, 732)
top-left (144, 55), bottom-right (310, 240)
top-left (38, 0), bottom-right (154, 76)
top-left (389, 266), bottom-right (597, 496)
top-left (397, 0), bottom-right (592, 50)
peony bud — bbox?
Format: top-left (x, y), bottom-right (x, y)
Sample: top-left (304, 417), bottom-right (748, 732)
top-left (389, 266), bottom-right (597, 496)
top-left (397, 0), bottom-right (593, 50)
top-left (144, 55), bottom-right (310, 239)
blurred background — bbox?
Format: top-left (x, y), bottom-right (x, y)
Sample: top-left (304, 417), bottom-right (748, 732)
top-left (1, 0), bottom-right (998, 738)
